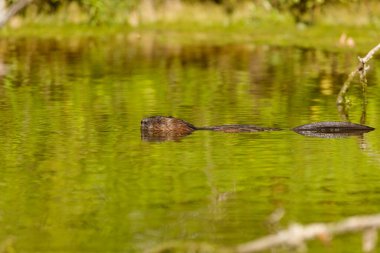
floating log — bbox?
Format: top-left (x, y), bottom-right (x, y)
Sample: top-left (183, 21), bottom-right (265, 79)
top-left (293, 122), bottom-right (374, 138)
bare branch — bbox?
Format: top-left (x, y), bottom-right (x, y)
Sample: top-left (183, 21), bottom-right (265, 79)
top-left (337, 43), bottom-right (380, 104)
top-left (0, 0), bottom-right (32, 28)
top-left (362, 43), bottom-right (380, 63)
top-left (336, 68), bottom-right (357, 104)
top-left (362, 228), bottom-right (377, 252)
top-left (236, 214), bottom-right (380, 253)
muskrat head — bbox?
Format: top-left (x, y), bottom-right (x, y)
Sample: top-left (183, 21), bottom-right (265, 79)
top-left (141, 116), bottom-right (196, 140)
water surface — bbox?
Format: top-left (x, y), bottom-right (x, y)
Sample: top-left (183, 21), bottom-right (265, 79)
top-left (0, 35), bottom-right (380, 252)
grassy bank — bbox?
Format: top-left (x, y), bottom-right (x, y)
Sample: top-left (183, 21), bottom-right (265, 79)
top-left (1, 1), bottom-right (379, 53)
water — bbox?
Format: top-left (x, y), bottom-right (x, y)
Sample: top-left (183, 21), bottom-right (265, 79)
top-left (0, 34), bottom-right (380, 252)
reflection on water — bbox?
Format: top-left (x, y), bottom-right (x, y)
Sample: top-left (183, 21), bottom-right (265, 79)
top-left (293, 130), bottom-right (373, 138)
top-left (0, 34), bottom-right (379, 252)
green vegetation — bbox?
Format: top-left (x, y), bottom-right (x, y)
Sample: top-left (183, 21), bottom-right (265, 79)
top-left (1, 0), bottom-right (379, 52)
top-left (10, 0), bottom-right (380, 27)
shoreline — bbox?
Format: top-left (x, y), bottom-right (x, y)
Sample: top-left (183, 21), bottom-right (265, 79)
top-left (1, 23), bottom-right (378, 54)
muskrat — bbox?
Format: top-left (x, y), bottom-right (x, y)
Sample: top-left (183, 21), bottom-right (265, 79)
top-left (141, 116), bottom-right (375, 141)
top-left (141, 116), bottom-right (281, 141)
top-left (141, 116), bottom-right (197, 137)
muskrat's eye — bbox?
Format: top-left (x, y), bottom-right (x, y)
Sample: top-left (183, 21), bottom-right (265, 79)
top-left (141, 119), bottom-right (148, 125)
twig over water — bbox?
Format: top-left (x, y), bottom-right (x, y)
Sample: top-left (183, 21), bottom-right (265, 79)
top-left (236, 214), bottom-right (380, 253)
top-left (146, 214), bottom-right (380, 253)
top-left (337, 43), bottom-right (380, 104)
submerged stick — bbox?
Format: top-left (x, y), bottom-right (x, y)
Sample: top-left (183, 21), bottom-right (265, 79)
top-left (337, 43), bottom-right (380, 104)
top-left (236, 214), bottom-right (380, 253)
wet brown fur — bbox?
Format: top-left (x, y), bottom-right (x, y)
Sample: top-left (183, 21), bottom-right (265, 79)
top-left (141, 116), bottom-right (197, 137)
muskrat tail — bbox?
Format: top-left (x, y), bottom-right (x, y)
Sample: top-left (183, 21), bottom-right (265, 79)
top-left (181, 119), bottom-right (198, 130)
top-left (195, 126), bottom-right (216, 130)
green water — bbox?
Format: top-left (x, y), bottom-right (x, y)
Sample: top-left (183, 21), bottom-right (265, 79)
top-left (0, 35), bottom-right (380, 252)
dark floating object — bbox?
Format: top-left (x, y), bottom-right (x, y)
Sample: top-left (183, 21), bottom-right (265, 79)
top-left (293, 121), bottom-right (375, 132)
top-left (293, 122), bottom-right (375, 138)
top-left (141, 116), bottom-right (279, 142)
